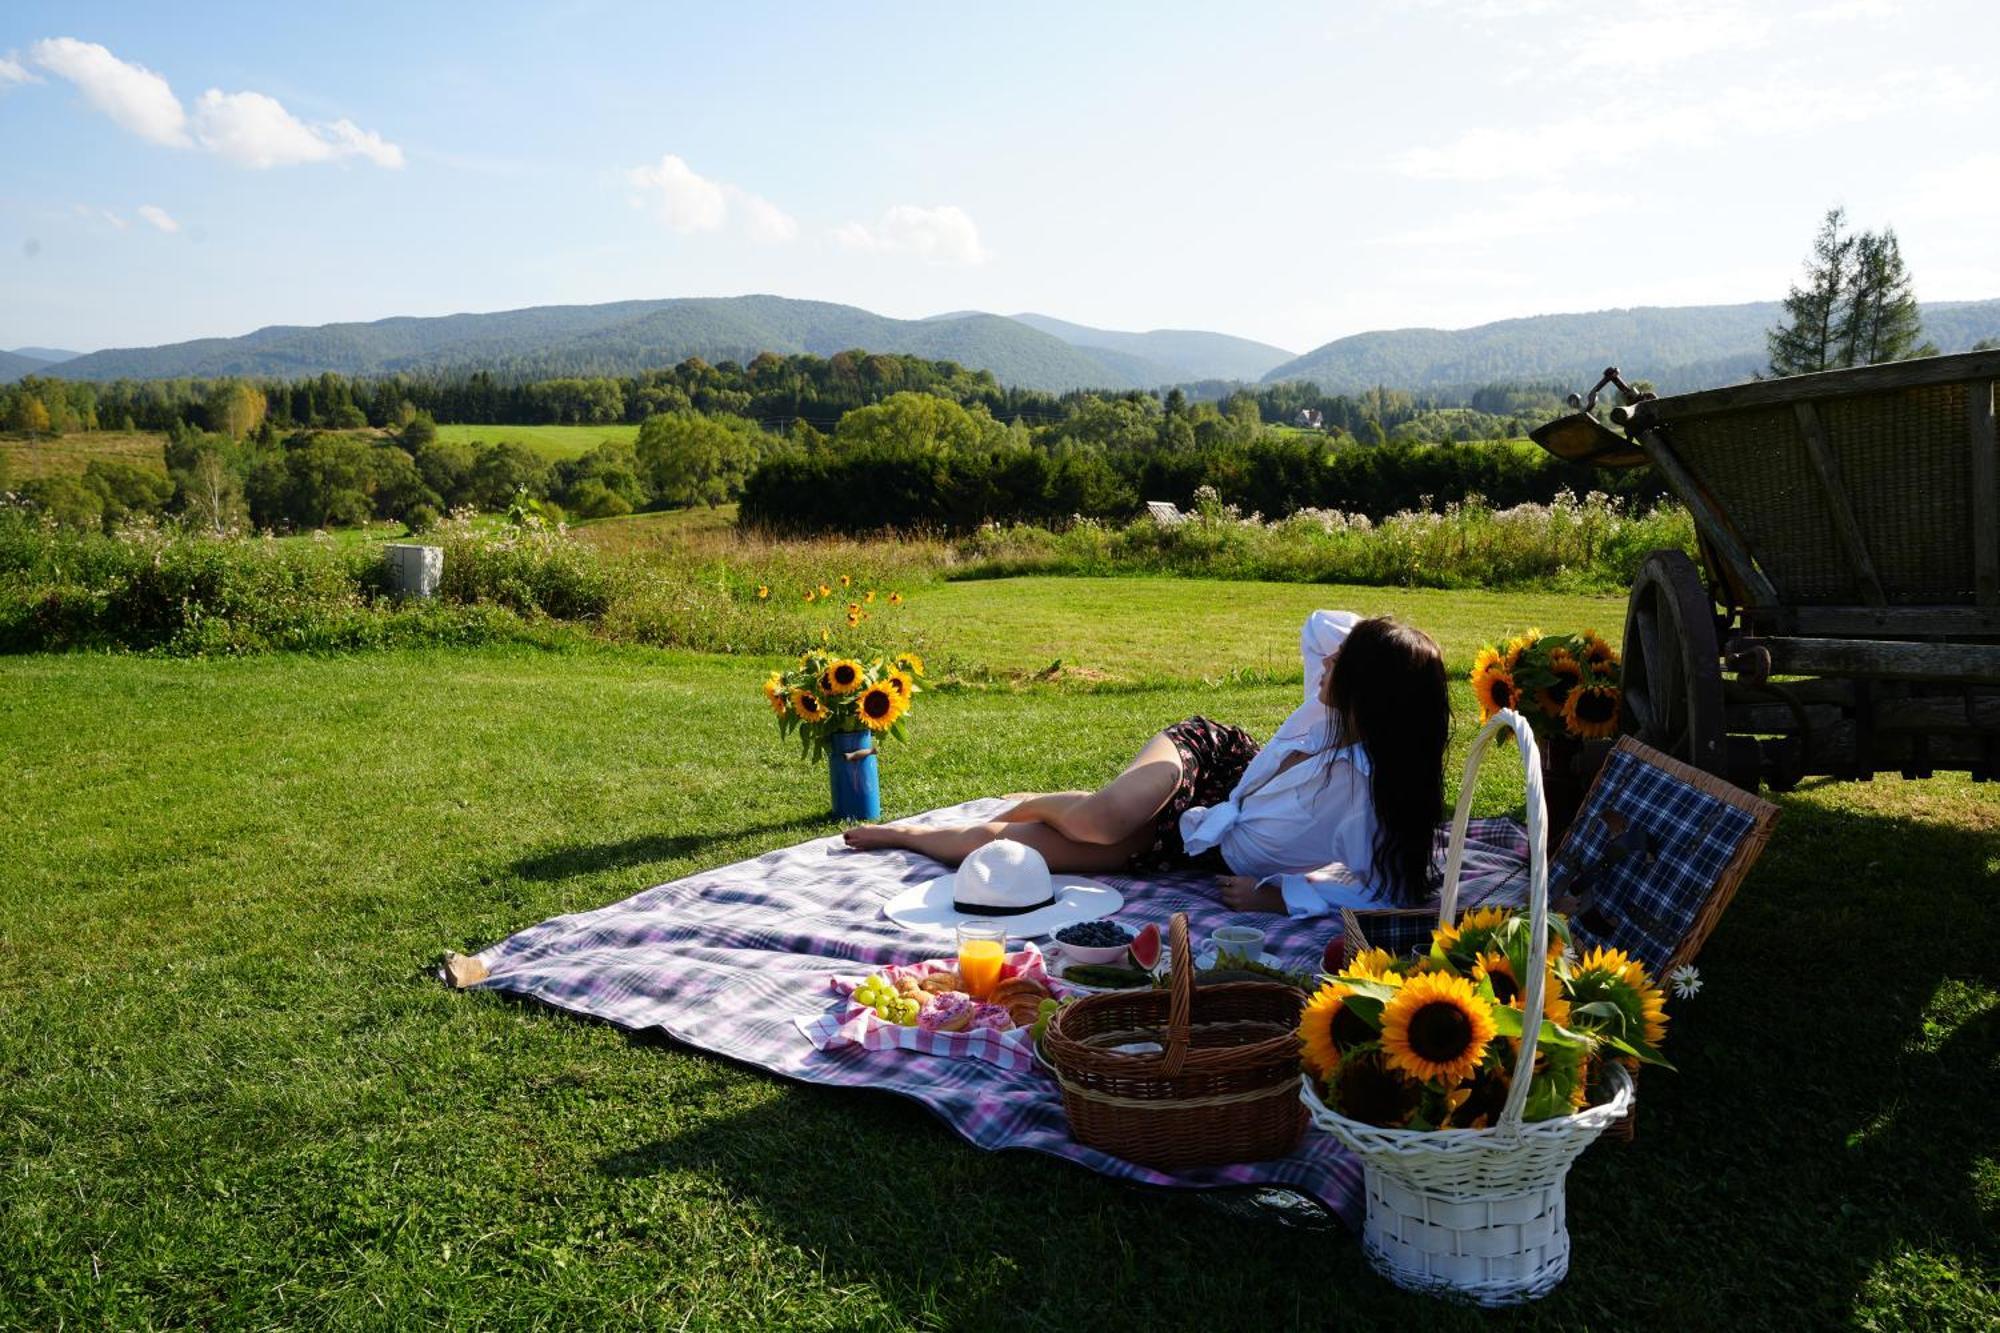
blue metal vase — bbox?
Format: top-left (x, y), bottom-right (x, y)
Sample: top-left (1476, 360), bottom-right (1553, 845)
top-left (829, 730), bottom-right (881, 821)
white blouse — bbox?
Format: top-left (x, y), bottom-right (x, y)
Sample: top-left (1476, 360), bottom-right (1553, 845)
top-left (1177, 610), bottom-right (1391, 919)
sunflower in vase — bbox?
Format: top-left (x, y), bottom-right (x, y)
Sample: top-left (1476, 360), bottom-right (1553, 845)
top-left (1472, 628), bottom-right (1622, 741)
top-left (763, 649), bottom-right (924, 762)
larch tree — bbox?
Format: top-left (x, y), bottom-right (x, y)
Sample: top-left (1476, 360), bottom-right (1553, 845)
top-left (1768, 207), bottom-right (1932, 376)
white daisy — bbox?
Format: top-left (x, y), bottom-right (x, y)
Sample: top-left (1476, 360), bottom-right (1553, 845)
top-left (1670, 964), bottom-right (1703, 1000)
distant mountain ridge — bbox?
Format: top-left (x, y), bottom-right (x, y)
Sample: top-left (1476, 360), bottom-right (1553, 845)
top-left (1262, 299), bottom-right (2000, 394)
top-left (1007, 313), bottom-right (1294, 383)
top-left (44, 297), bottom-right (1216, 393)
top-left (24, 294), bottom-right (2000, 396)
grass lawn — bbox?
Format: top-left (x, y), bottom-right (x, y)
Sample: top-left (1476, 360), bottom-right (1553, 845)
top-left (0, 430), bottom-right (167, 480)
top-left (431, 422), bottom-right (639, 460)
top-left (2, 584), bottom-right (1996, 1328)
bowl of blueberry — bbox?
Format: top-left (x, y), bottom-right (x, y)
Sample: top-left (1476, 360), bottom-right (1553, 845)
top-left (1053, 918), bottom-right (1134, 966)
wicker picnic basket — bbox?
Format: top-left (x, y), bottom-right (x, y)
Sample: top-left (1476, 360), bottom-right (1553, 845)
top-left (1043, 912), bottom-right (1306, 1169)
top-left (1301, 709), bottom-right (1634, 1307)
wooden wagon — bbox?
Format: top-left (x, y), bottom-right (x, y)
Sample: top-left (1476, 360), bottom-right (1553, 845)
top-left (1532, 350), bottom-right (2000, 791)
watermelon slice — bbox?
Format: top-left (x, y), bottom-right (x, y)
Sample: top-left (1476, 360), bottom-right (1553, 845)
top-left (1128, 922), bottom-right (1162, 971)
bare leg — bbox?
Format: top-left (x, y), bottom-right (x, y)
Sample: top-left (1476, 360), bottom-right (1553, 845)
top-left (1036, 731), bottom-right (1183, 845)
top-left (843, 817), bottom-right (1153, 874)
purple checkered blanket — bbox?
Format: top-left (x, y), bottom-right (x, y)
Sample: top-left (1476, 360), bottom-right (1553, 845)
top-left (457, 799), bottom-right (1530, 1226)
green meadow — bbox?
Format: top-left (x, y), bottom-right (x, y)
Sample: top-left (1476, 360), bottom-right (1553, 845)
top-left (431, 421), bottom-right (640, 459)
top-left (2, 573), bottom-right (1995, 1330)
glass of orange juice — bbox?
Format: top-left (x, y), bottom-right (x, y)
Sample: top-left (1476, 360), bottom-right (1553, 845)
top-left (955, 922), bottom-right (1007, 1000)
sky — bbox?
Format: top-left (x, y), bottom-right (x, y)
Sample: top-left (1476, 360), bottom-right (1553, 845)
top-left (2, 0), bottom-right (1997, 356)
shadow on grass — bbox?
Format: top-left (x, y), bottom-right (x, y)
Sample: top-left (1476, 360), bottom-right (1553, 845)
top-left (560, 792), bottom-right (1997, 1328)
top-left (508, 813), bottom-right (832, 882)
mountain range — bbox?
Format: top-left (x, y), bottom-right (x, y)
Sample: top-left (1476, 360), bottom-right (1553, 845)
top-left (1, 346), bottom-right (82, 379)
top-left (20, 296), bottom-right (2000, 397)
top-left (1259, 299), bottom-right (2000, 394)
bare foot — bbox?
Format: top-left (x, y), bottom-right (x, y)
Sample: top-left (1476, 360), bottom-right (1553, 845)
top-left (842, 823), bottom-right (912, 850)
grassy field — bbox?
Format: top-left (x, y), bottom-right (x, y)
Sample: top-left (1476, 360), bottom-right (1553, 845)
top-left (2, 582), bottom-right (1996, 1329)
top-left (432, 421), bottom-right (639, 459)
top-left (0, 430), bottom-right (166, 481)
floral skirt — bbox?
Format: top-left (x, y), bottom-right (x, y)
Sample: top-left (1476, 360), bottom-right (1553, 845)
top-left (1129, 715), bottom-right (1263, 873)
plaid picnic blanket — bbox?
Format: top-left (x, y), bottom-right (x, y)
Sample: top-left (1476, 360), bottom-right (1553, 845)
top-left (457, 798), bottom-right (1530, 1227)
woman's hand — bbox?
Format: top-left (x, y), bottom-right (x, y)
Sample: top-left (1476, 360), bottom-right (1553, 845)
top-left (1218, 875), bottom-right (1286, 914)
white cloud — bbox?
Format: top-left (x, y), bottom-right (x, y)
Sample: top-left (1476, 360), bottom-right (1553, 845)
top-left (29, 36), bottom-right (401, 169)
top-left (1897, 153), bottom-right (2000, 224)
top-left (1393, 68), bottom-right (1984, 182)
top-left (31, 37), bottom-right (188, 146)
top-left (1379, 187), bottom-right (1634, 247)
top-left (137, 203), bottom-right (179, 233)
top-left (0, 50), bottom-right (39, 87)
top-left (1568, 7), bottom-right (1775, 69)
top-left (834, 204), bottom-right (989, 264)
top-left (191, 90), bottom-right (404, 168)
top-left (625, 154), bottom-right (796, 242)
top-left (74, 203), bottom-right (128, 230)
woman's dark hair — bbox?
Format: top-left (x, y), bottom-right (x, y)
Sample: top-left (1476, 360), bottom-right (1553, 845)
top-left (1327, 617), bottom-right (1451, 906)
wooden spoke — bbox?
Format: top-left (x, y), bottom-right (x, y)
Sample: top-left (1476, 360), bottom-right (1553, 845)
top-left (1622, 549), bottom-right (1727, 775)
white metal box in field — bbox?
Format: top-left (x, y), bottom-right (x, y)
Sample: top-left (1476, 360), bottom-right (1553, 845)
top-left (384, 543), bottom-right (443, 597)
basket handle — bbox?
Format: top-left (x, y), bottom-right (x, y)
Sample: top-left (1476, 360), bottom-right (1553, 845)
top-left (1161, 911), bottom-right (1193, 1076)
top-left (1435, 709), bottom-right (1551, 1137)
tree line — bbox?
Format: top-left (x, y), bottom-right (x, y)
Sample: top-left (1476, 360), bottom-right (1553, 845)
top-left (3, 351), bottom-right (1566, 448)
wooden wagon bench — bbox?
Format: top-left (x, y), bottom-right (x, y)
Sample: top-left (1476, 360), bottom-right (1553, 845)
top-left (1534, 350), bottom-right (2000, 792)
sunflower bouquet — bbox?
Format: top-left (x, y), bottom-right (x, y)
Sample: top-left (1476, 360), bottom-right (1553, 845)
top-left (1471, 628), bottom-right (1622, 741)
top-left (763, 650), bottom-right (925, 762)
top-left (1299, 906), bottom-right (1671, 1131)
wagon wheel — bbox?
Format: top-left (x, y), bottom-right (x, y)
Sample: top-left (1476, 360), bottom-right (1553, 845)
top-left (1621, 550), bottom-right (1726, 775)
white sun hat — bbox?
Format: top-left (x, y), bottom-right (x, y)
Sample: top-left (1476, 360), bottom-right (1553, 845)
top-left (881, 839), bottom-right (1123, 939)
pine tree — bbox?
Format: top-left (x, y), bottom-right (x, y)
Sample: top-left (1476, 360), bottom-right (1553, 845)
top-left (1768, 208), bottom-right (1854, 376)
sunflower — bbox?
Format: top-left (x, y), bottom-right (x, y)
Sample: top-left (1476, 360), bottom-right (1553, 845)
top-left (818, 583), bottom-right (832, 598)
top-left (856, 683), bottom-right (902, 732)
top-left (865, 590), bottom-right (877, 604)
top-left (883, 670), bottom-right (914, 701)
top-left (840, 574), bottom-right (852, 588)
top-left (1329, 1045), bottom-right (1421, 1128)
top-left (1503, 628), bottom-right (1543, 673)
top-left (1299, 980), bottom-right (1383, 1076)
top-left (756, 585), bottom-right (770, 600)
top-left (1562, 681), bottom-right (1621, 739)
top-left (1380, 972), bottom-right (1497, 1085)
top-left (1472, 664), bottom-right (1520, 722)
top-left (1435, 905), bottom-right (1513, 955)
top-left (847, 602), bottom-right (861, 617)
top-left (803, 590), bottom-right (816, 604)
top-left (1572, 946), bottom-right (1668, 1048)
top-left (889, 592), bottom-right (903, 606)
top-left (1579, 628), bottom-right (1619, 673)
top-left (1536, 647), bottom-right (1585, 717)
top-left (762, 672), bottom-right (788, 716)
top-left (791, 689), bottom-right (829, 723)
top-left (893, 651), bottom-right (925, 678)
top-left (1341, 947), bottom-right (1403, 983)
top-left (846, 613), bottom-right (861, 628)
top-left (1473, 950), bottom-right (1521, 1004)
top-left (818, 659), bottom-right (864, 695)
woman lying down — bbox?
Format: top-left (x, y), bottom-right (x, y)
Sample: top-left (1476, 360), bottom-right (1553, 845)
top-left (843, 611), bottom-right (1450, 917)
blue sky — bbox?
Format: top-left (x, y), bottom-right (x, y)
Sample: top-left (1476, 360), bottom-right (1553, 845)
top-left (3, 0), bottom-right (1996, 355)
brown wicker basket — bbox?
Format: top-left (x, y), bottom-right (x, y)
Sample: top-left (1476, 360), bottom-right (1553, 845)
top-left (1042, 912), bottom-right (1306, 1169)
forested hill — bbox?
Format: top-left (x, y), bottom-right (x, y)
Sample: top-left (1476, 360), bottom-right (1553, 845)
top-left (1006, 313), bottom-right (1294, 383)
top-left (1263, 299), bottom-right (2000, 394)
top-left (44, 297), bottom-right (1175, 393)
top-left (0, 349), bottom-right (61, 379)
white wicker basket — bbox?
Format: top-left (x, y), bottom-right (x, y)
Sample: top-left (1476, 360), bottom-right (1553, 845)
top-left (1302, 708), bottom-right (1636, 1306)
